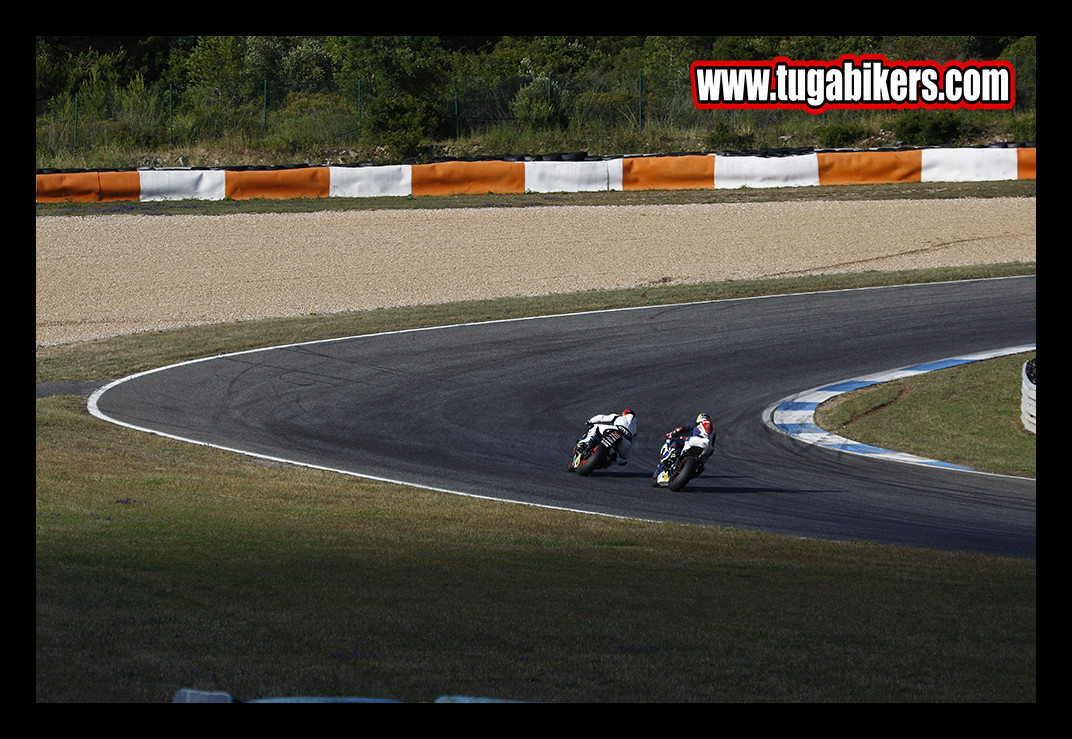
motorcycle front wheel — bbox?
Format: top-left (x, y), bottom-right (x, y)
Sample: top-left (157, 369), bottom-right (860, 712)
top-left (668, 455), bottom-right (698, 491)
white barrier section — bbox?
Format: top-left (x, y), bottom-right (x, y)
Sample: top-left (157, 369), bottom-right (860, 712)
top-left (714, 153), bottom-right (820, 189)
top-left (329, 164), bottom-right (412, 198)
top-left (1021, 360), bottom-right (1036, 433)
top-left (921, 148), bottom-right (1020, 182)
top-left (524, 158), bottom-right (623, 193)
top-left (138, 169), bottom-right (226, 201)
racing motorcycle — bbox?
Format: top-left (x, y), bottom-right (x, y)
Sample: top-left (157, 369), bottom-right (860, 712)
top-left (569, 426), bottom-right (626, 476)
top-left (652, 433), bottom-right (708, 491)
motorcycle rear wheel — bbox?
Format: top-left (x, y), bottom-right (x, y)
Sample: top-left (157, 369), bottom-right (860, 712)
top-left (575, 445), bottom-right (609, 476)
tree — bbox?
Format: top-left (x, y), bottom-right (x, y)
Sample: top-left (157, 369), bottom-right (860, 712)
top-left (328, 36), bottom-right (452, 157)
top-left (183, 36), bottom-right (250, 97)
top-left (245, 36), bottom-right (336, 89)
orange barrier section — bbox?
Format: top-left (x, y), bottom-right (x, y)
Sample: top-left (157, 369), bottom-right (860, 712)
top-left (411, 160), bottom-right (525, 196)
top-left (816, 150), bottom-right (923, 186)
top-left (224, 167), bottom-right (330, 200)
top-left (36, 170), bottom-right (141, 202)
top-left (622, 155), bottom-right (714, 191)
top-left (1017, 148), bottom-right (1036, 180)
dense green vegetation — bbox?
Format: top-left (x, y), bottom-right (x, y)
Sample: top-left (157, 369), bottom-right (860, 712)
top-left (36, 35), bottom-right (1036, 169)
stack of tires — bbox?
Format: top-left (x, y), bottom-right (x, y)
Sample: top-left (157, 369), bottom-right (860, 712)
top-left (1021, 357), bottom-right (1036, 434)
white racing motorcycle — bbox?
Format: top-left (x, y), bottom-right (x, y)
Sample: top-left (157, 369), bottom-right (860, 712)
top-left (568, 411), bottom-right (636, 476)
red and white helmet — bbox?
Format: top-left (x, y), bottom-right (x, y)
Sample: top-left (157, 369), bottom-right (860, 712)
top-left (695, 413), bottom-right (712, 435)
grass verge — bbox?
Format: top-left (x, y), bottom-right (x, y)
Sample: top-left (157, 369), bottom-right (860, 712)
top-left (815, 353), bottom-right (1036, 478)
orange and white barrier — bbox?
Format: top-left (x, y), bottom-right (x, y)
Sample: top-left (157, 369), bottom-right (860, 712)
top-left (36, 147), bottom-right (1035, 202)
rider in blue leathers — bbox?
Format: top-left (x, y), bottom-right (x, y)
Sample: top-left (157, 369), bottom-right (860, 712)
top-left (653, 413), bottom-right (715, 484)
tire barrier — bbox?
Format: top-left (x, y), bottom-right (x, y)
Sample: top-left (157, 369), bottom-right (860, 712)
top-left (36, 145), bottom-right (1036, 203)
top-left (1022, 357), bottom-right (1036, 434)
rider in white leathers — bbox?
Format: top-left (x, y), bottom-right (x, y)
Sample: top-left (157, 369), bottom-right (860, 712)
top-left (572, 409), bottom-right (637, 467)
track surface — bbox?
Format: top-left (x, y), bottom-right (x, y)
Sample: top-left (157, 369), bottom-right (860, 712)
top-left (91, 277), bottom-right (1036, 558)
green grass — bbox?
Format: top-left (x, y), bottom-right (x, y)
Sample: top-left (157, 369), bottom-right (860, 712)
top-left (815, 353), bottom-right (1036, 478)
top-left (36, 184), bottom-right (1036, 702)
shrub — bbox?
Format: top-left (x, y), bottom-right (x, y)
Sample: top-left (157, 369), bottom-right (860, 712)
top-left (1010, 112), bottom-right (1036, 143)
top-left (363, 92), bottom-right (447, 160)
top-left (815, 122), bottom-right (869, 148)
top-left (511, 76), bottom-right (567, 130)
top-left (703, 122), bottom-right (755, 152)
top-left (268, 91), bottom-right (357, 149)
top-left (893, 110), bottom-right (961, 146)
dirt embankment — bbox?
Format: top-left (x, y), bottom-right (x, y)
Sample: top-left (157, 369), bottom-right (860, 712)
top-left (36, 197), bottom-right (1036, 347)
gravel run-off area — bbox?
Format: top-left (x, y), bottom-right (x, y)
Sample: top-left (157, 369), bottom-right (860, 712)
top-left (36, 197), bottom-right (1036, 347)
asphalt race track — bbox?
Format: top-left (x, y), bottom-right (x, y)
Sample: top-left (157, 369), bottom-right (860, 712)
top-left (90, 276), bottom-right (1036, 559)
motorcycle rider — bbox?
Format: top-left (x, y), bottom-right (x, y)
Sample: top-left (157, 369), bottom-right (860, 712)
top-left (569, 409), bottom-right (637, 470)
top-left (658, 412), bottom-right (715, 476)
